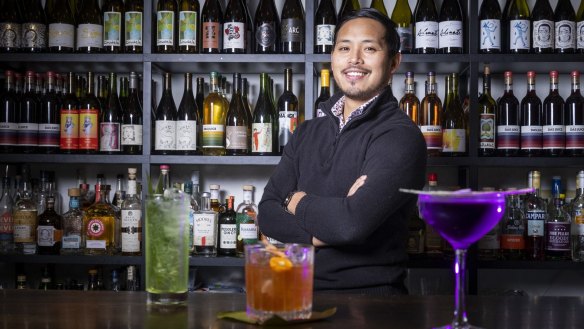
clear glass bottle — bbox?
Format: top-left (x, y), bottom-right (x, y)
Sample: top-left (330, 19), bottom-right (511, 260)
top-left (525, 170), bottom-right (547, 260)
top-left (83, 184), bottom-right (116, 255)
top-left (13, 176), bottom-right (38, 255)
top-left (126, 265), bottom-right (139, 291)
top-left (571, 171), bottom-right (584, 261)
top-left (121, 168), bottom-right (141, 256)
top-left (500, 189), bottom-right (526, 260)
top-left (61, 188), bottom-right (83, 255)
top-left (112, 173), bottom-right (126, 209)
top-left (0, 176), bottom-right (14, 253)
top-left (209, 184), bottom-right (221, 213)
top-left (193, 192), bottom-right (218, 256)
top-left (236, 185), bottom-right (258, 256)
top-left (37, 196), bottom-right (62, 255)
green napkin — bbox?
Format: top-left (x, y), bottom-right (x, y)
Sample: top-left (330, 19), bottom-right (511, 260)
top-left (217, 307), bottom-right (337, 325)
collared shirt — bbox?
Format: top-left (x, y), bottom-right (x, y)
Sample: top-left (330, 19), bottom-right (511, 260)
top-left (330, 95), bottom-right (380, 131)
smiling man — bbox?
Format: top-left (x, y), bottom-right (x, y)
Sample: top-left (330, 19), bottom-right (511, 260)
top-left (258, 9), bottom-right (427, 296)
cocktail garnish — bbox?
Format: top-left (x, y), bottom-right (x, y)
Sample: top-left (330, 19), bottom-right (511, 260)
top-left (269, 256), bottom-right (293, 272)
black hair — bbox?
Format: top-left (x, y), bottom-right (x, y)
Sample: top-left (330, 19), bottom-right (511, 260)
top-left (333, 8), bottom-right (401, 56)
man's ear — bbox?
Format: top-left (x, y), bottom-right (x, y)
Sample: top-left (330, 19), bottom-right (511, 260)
top-left (389, 53), bottom-right (402, 74)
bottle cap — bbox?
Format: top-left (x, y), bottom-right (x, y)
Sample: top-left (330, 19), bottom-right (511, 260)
top-left (210, 184), bottom-right (220, 189)
top-left (68, 188), bottom-right (80, 197)
top-left (527, 71), bottom-right (536, 78)
top-left (549, 71), bottom-right (558, 78)
top-left (571, 70), bottom-right (580, 78)
top-left (243, 185), bottom-right (254, 191)
top-left (428, 172), bottom-right (438, 182)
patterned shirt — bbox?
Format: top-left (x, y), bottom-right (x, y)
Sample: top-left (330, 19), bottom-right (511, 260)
top-left (331, 95), bottom-right (380, 132)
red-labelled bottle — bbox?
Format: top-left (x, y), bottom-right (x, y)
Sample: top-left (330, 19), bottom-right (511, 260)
top-left (520, 71), bottom-right (543, 157)
top-left (60, 73), bottom-right (79, 154)
top-left (564, 70), bottom-right (584, 156)
top-left (542, 71), bottom-right (565, 156)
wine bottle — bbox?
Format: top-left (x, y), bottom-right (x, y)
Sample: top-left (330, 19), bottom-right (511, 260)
top-left (60, 72), bottom-right (79, 154)
top-left (202, 72), bottom-right (226, 156)
top-left (254, 0), bottom-right (279, 54)
top-left (242, 77), bottom-right (253, 117)
top-left (18, 71), bottom-right (39, 154)
top-left (225, 73), bottom-right (250, 155)
top-left (478, 65), bottom-right (497, 156)
top-left (281, 0), bottom-right (305, 54)
top-left (156, 0), bottom-right (178, 53)
top-left (78, 72), bottom-right (100, 154)
top-left (542, 71), bottom-right (565, 157)
top-left (0, 70), bottom-right (18, 153)
top-left (520, 71), bottom-right (543, 157)
top-left (48, 0), bottom-right (75, 53)
top-left (196, 77), bottom-right (205, 121)
top-left (314, 0), bottom-right (336, 54)
top-left (178, 0), bottom-right (200, 53)
top-left (201, 0), bottom-right (223, 53)
top-left (370, 0), bottom-right (388, 16)
top-left (277, 68), bottom-right (299, 153)
top-left (0, 0), bottom-right (22, 53)
top-left (315, 69), bottom-right (331, 118)
top-left (76, 0), bottom-right (103, 53)
top-left (442, 73), bottom-right (466, 156)
top-left (506, 0), bottom-right (530, 54)
top-left (96, 75), bottom-right (108, 107)
top-left (438, 0), bottom-right (463, 54)
top-left (399, 71), bottom-right (420, 125)
top-left (479, 0), bottom-right (502, 53)
top-left (121, 72), bottom-right (143, 155)
top-left (176, 72), bottom-right (199, 155)
top-left (154, 72), bottom-right (177, 155)
top-left (124, 0), bottom-right (143, 53)
top-left (578, 0), bottom-right (584, 53)
top-left (414, 0), bottom-right (439, 54)
top-left (419, 71), bottom-right (442, 156)
top-left (119, 76), bottom-right (129, 110)
top-left (496, 71), bottom-right (520, 156)
top-left (532, 0), bottom-right (554, 53)
top-left (100, 72), bottom-right (122, 154)
top-left (391, 0), bottom-right (413, 54)
top-left (102, 0), bottom-right (123, 53)
top-left (565, 71), bottom-right (584, 156)
top-left (338, 0), bottom-right (360, 20)
top-left (223, 0), bottom-right (246, 53)
top-left (554, 0), bottom-right (576, 54)
top-left (252, 73), bottom-right (277, 155)
top-left (21, 0), bottom-right (47, 53)
top-left (39, 72), bottom-right (60, 154)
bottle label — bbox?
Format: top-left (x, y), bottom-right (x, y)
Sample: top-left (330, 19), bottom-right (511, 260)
top-left (179, 11), bottom-right (198, 47)
top-left (125, 11), bottom-right (143, 47)
top-left (278, 111), bottom-right (298, 148)
top-left (480, 113), bottom-right (495, 149)
top-left (478, 227), bottom-right (500, 250)
top-left (176, 120), bottom-right (197, 150)
top-left (77, 24), bottom-right (103, 49)
top-left (0, 211), bottom-right (13, 240)
top-left (60, 109), bottom-right (79, 150)
top-left (520, 126), bottom-right (543, 150)
top-left (219, 223), bottom-right (237, 249)
top-left (155, 120), bottom-right (176, 150)
top-left (86, 218), bottom-right (106, 238)
top-left (545, 222), bottom-right (570, 251)
top-left (501, 234), bottom-right (525, 250)
top-left (17, 123), bottom-right (39, 146)
top-left (103, 12), bottom-right (122, 47)
top-left (79, 108), bottom-right (99, 151)
top-left (37, 225), bottom-right (57, 247)
top-left (396, 26), bottom-right (413, 52)
top-left (251, 122), bottom-right (272, 153)
top-left (121, 124), bottom-right (143, 146)
top-left (526, 211), bottom-right (546, 237)
top-left (0, 23), bottom-right (21, 48)
top-left (480, 19), bottom-right (500, 50)
top-left (226, 126), bottom-right (248, 150)
top-left (194, 213), bottom-right (216, 246)
top-left (281, 18), bottom-right (303, 43)
top-left (496, 125), bottom-right (520, 149)
top-left (22, 23), bottom-right (47, 48)
top-left (316, 24), bottom-right (334, 46)
top-left (13, 210), bottom-right (37, 243)
top-left (578, 21), bottom-right (584, 50)
top-left (420, 125), bottom-right (442, 150)
top-left (555, 20), bottom-right (575, 50)
top-left (255, 22), bottom-right (276, 48)
top-left (202, 22), bottom-right (220, 49)
top-left (86, 240), bottom-right (106, 249)
top-left (62, 234), bottom-right (81, 249)
top-left (442, 128), bottom-right (466, 152)
top-left (237, 220), bottom-right (258, 242)
top-left (542, 125), bottom-right (565, 150)
top-left (121, 209), bottom-right (141, 253)
top-left (415, 21), bottom-right (438, 49)
top-left (565, 125), bottom-right (584, 149)
top-left (157, 11), bottom-right (175, 46)
top-left (223, 22), bottom-right (245, 50)
top-left (438, 20), bottom-right (463, 49)
top-left (509, 19), bottom-right (530, 50)
top-left (0, 122), bottom-right (18, 146)
top-left (49, 23), bottom-right (75, 48)
top-left (38, 123), bottom-right (60, 148)
top-left (532, 20), bottom-right (554, 49)
top-left (202, 124), bottom-right (225, 149)
top-left (100, 122), bottom-right (121, 151)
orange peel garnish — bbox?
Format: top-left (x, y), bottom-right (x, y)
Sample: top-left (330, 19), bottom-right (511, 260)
top-left (269, 256), bottom-right (293, 272)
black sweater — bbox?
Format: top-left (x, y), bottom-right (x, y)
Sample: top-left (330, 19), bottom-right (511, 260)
top-left (258, 86), bottom-right (427, 290)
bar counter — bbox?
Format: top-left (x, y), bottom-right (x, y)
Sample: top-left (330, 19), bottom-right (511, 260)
top-left (1, 290), bottom-right (583, 329)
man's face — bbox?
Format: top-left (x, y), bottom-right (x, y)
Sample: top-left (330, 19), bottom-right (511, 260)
top-left (539, 25), bottom-right (550, 40)
top-left (331, 18), bottom-right (399, 103)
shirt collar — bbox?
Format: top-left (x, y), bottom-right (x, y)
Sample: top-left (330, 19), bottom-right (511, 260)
top-left (331, 94), bottom-right (380, 131)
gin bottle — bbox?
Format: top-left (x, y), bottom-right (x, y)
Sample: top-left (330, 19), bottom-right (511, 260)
top-left (525, 170), bottom-right (547, 260)
top-left (218, 196), bottom-right (237, 256)
top-left (571, 171), bottom-right (584, 261)
top-left (193, 192), bottom-right (218, 256)
top-left (61, 188), bottom-right (83, 255)
top-left (0, 176), bottom-right (14, 253)
top-left (121, 168), bottom-right (141, 255)
top-left (236, 185), bottom-right (258, 256)
top-left (13, 177), bottom-right (38, 255)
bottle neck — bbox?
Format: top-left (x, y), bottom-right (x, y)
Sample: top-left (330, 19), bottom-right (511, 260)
top-left (527, 78), bottom-right (536, 93)
top-left (571, 76), bottom-right (580, 94)
top-left (549, 77), bottom-right (558, 93)
top-left (210, 75), bottom-right (221, 93)
top-left (127, 180), bottom-right (137, 196)
top-left (201, 197), bottom-right (211, 211)
top-left (483, 74), bottom-right (491, 96)
top-left (184, 73), bottom-right (193, 93)
top-left (284, 70), bottom-right (293, 93)
top-left (243, 190), bottom-right (252, 203)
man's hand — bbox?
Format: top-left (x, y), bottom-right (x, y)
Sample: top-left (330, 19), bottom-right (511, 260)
top-left (347, 175), bottom-right (367, 196)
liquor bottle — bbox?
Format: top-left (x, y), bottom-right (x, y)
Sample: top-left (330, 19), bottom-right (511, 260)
top-left (21, 0), bottom-right (47, 53)
top-left (176, 73), bottom-right (199, 155)
top-left (178, 0), bottom-right (200, 53)
top-left (184, 181), bottom-right (196, 253)
top-left (201, 0), bottom-right (223, 53)
top-left (532, 0), bottom-right (554, 54)
top-left (479, 65), bottom-right (497, 156)
top-left (236, 185), bottom-right (258, 256)
top-left (125, 265), bottom-right (139, 291)
top-left (218, 195), bottom-right (237, 256)
top-left (399, 72), bottom-right (419, 124)
top-left (36, 196), bottom-right (62, 255)
top-left (520, 71), bottom-right (543, 157)
top-left (252, 73), bottom-right (277, 155)
top-left (525, 170), bottom-right (547, 261)
top-left (277, 68), bottom-right (299, 153)
top-left (16, 274), bottom-right (28, 289)
top-left (226, 73), bottom-right (251, 155)
top-left (545, 195), bottom-right (571, 260)
top-left (314, 69), bottom-right (331, 118)
top-left (61, 187), bottom-right (83, 255)
top-left (100, 72), bottom-right (122, 154)
top-left (13, 176), bottom-right (37, 255)
top-left (338, 0), bottom-right (360, 20)
top-left (423, 172), bottom-right (443, 256)
top-left (578, 0), bottom-right (584, 53)
top-left (479, 0), bottom-right (502, 53)
top-left (438, 0), bottom-right (463, 54)
top-left (571, 171), bottom-right (584, 261)
top-left (442, 73), bottom-right (466, 156)
top-left (542, 71), bottom-right (566, 157)
top-left (196, 77), bottom-right (205, 122)
top-left (478, 187), bottom-right (501, 260)
top-left (209, 184), bottom-right (221, 213)
top-left (38, 265), bottom-right (53, 290)
top-left (254, 0), bottom-right (279, 54)
top-left (124, 0), bottom-right (143, 53)
top-left (496, 71), bottom-right (520, 156)
top-left (111, 174), bottom-right (125, 210)
top-left (156, 0), bottom-right (178, 53)
top-left (38, 72), bottom-right (60, 154)
top-left (78, 72), bottom-right (100, 154)
top-left (419, 71), bottom-right (442, 157)
top-left (154, 165), bottom-right (171, 195)
top-left (0, 0), bottom-right (22, 53)
top-left (76, 0), bottom-right (103, 53)
top-left (281, 0), bottom-right (304, 54)
top-left (193, 192), bottom-right (218, 256)
top-left (154, 72), bottom-right (177, 155)
top-left (121, 168), bottom-right (141, 256)
top-left (392, 0), bottom-right (413, 54)
top-left (18, 71), bottom-right (40, 154)
top-left (121, 72), bottom-right (143, 154)
top-left (0, 176), bottom-right (14, 253)
top-left (190, 171), bottom-right (201, 211)
top-left (202, 72), bottom-right (226, 155)
top-left (84, 183), bottom-right (116, 255)
top-left (60, 72), bottom-right (79, 154)
top-left (0, 71), bottom-right (18, 153)
top-left (314, 0), bottom-right (336, 54)
top-left (500, 189), bottom-right (525, 260)
top-left (565, 71), bottom-right (584, 156)
top-left (370, 0), bottom-right (387, 16)
top-left (110, 269), bottom-right (121, 291)
top-left (87, 268), bottom-right (99, 290)
top-left (223, 0), bottom-right (246, 53)
top-left (102, 0), bottom-right (124, 53)
top-left (414, 0), bottom-right (439, 54)
top-left (554, 0), bottom-right (576, 54)
top-left (506, 0), bottom-right (530, 54)
top-left (36, 170), bottom-right (51, 215)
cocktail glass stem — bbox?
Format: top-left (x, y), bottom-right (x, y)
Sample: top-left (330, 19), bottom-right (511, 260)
top-left (453, 248), bottom-right (469, 328)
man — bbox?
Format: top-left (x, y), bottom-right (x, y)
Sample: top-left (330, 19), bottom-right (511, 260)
top-left (258, 9), bottom-right (426, 296)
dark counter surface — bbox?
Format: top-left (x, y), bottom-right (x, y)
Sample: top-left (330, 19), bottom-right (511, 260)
top-left (1, 289), bottom-right (583, 329)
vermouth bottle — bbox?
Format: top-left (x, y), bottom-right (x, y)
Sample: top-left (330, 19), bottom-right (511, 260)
top-left (520, 71), bottom-right (543, 157)
top-left (525, 171), bottom-right (547, 261)
top-left (564, 71), bottom-right (584, 156)
top-left (496, 71), bottom-right (520, 156)
top-left (542, 71), bottom-right (565, 156)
